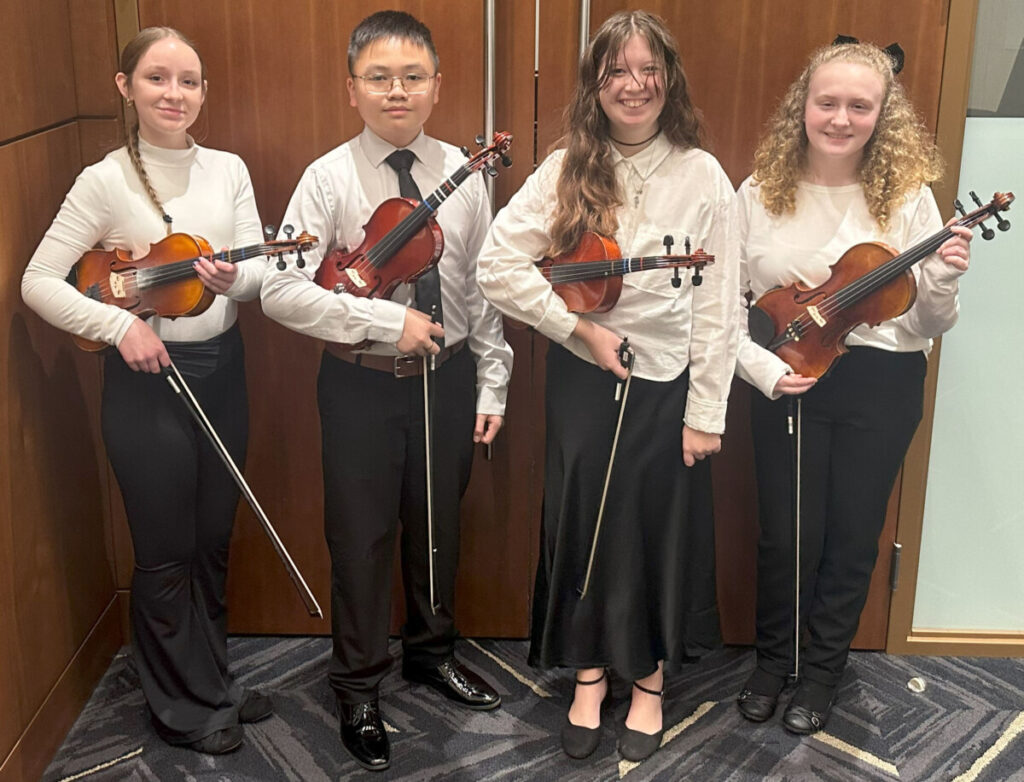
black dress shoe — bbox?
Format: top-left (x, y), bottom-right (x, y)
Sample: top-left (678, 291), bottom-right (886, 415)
top-left (736, 688), bottom-right (779, 722)
top-left (186, 725), bottom-right (244, 754)
top-left (617, 681), bottom-right (665, 763)
top-left (561, 669), bottom-right (609, 759)
top-left (339, 698), bottom-right (390, 772)
top-left (238, 689), bottom-right (273, 723)
top-left (403, 656), bottom-right (501, 710)
top-left (782, 699), bottom-right (832, 735)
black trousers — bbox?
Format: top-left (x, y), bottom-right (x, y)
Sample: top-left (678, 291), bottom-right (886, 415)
top-left (750, 346), bottom-right (926, 687)
top-left (318, 348), bottom-right (476, 705)
top-left (101, 333), bottom-right (247, 742)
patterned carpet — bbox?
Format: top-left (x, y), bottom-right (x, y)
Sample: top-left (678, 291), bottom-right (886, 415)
top-left (43, 638), bottom-right (1024, 781)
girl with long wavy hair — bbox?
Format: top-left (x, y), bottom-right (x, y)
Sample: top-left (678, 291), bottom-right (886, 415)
top-left (22, 27), bottom-right (271, 754)
top-left (734, 42), bottom-right (972, 735)
top-left (479, 10), bottom-right (738, 763)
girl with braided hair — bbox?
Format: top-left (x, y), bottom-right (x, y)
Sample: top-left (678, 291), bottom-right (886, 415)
top-left (22, 27), bottom-right (270, 754)
top-left (734, 41), bottom-right (972, 734)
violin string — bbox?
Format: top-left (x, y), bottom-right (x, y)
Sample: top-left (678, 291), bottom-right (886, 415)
top-left (542, 256), bottom-right (703, 283)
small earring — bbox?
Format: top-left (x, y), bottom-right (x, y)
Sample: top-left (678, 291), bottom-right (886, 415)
top-left (125, 98), bottom-right (134, 108)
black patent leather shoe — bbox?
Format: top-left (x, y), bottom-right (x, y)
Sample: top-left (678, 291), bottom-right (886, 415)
top-left (403, 656), bottom-right (501, 710)
top-left (736, 688), bottom-right (779, 722)
top-left (339, 698), bottom-right (390, 772)
top-left (782, 699), bottom-right (832, 735)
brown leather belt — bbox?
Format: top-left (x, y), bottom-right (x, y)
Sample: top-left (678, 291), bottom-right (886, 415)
top-left (324, 339), bottom-right (465, 378)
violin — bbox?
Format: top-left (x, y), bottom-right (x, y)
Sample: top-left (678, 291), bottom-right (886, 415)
top-left (539, 232), bottom-right (714, 314)
top-left (313, 131), bottom-right (513, 297)
top-left (748, 190), bottom-right (1014, 379)
top-left (68, 226), bottom-right (318, 351)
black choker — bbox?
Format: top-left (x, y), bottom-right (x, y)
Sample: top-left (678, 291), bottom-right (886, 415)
top-left (609, 130), bottom-right (660, 147)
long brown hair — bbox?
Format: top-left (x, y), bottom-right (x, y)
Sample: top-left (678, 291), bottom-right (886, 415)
top-left (752, 42), bottom-right (943, 229)
top-left (118, 27), bottom-right (206, 233)
top-left (547, 11), bottom-right (704, 256)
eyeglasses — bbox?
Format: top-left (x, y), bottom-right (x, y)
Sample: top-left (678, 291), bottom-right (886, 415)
top-left (354, 73), bottom-right (436, 95)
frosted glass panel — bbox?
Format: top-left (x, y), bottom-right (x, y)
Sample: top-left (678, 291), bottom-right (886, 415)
top-left (913, 117), bottom-right (1024, 631)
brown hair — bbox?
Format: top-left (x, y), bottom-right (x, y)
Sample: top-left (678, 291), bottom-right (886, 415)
top-left (119, 27), bottom-right (206, 233)
top-left (752, 42), bottom-right (943, 229)
top-left (547, 11), bottom-right (704, 256)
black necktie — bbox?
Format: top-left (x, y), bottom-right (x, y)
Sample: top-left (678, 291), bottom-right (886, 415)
top-left (385, 149), bottom-right (444, 347)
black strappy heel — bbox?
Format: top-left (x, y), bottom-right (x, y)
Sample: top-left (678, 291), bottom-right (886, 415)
top-left (561, 669), bottom-right (610, 759)
top-left (618, 680), bottom-right (665, 762)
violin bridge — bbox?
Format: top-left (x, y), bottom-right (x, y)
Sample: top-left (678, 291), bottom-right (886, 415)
top-left (109, 273), bottom-right (126, 299)
top-left (344, 267), bottom-right (368, 289)
top-left (806, 305), bottom-right (826, 328)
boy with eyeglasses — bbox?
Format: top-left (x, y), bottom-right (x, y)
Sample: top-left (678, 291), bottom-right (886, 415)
top-left (261, 10), bottom-right (512, 772)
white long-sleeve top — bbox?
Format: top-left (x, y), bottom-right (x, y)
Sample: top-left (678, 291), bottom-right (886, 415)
top-left (477, 134), bottom-right (739, 434)
top-left (21, 136), bottom-right (265, 346)
top-left (260, 127), bottom-right (513, 416)
top-left (736, 177), bottom-right (963, 398)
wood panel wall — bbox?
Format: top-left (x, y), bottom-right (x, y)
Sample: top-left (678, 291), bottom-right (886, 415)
top-left (0, 2), bottom-right (124, 780)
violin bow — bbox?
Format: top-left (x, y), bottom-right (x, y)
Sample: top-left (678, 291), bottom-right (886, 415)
top-left (578, 338), bottom-right (635, 600)
top-left (423, 306), bottom-right (442, 615)
top-left (162, 361), bottom-right (323, 618)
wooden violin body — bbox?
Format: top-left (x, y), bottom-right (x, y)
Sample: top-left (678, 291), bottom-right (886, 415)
top-left (748, 241), bottom-right (914, 378)
top-left (313, 197), bottom-right (444, 297)
top-left (313, 131), bottom-right (514, 301)
top-left (748, 190), bottom-right (1014, 379)
top-left (538, 231), bottom-right (715, 314)
top-left (69, 230), bottom-right (317, 351)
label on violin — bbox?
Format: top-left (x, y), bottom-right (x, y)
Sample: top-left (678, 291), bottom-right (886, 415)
top-left (806, 305), bottom-right (827, 328)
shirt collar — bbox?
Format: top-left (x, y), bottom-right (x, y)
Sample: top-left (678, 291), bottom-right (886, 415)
top-left (360, 126), bottom-right (431, 169)
top-left (608, 132), bottom-right (672, 177)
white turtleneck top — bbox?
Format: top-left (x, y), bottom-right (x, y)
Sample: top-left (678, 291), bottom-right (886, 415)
top-left (22, 136), bottom-right (265, 346)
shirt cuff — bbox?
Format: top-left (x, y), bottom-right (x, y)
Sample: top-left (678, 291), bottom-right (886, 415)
top-left (365, 299), bottom-right (407, 344)
top-left (684, 395), bottom-right (728, 435)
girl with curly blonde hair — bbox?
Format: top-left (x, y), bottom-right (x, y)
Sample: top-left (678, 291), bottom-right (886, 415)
top-left (480, 10), bottom-right (738, 764)
top-left (734, 41), bottom-right (972, 735)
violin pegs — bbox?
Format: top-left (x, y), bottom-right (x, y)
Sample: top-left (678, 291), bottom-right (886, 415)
top-left (460, 145), bottom-right (470, 158)
top-left (996, 214), bottom-right (1011, 232)
top-left (953, 199), bottom-right (967, 218)
top-left (969, 190), bottom-right (985, 208)
top-left (264, 223), bottom-right (277, 239)
top-left (296, 249), bottom-right (305, 269)
top-left (485, 165), bottom-right (498, 178)
top-left (663, 234), bottom-right (674, 252)
top-left (276, 257), bottom-right (286, 271)
top-left (283, 224), bottom-right (295, 239)
top-left (500, 154), bottom-right (513, 168)
top-left (684, 236), bottom-right (691, 255)
top-left (671, 270), bottom-right (682, 288)
top-left (475, 134), bottom-right (486, 146)
top-left (692, 269), bottom-right (703, 287)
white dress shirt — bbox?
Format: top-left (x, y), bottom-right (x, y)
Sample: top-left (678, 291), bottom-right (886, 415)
top-left (22, 137), bottom-right (265, 346)
top-left (260, 127), bottom-right (512, 416)
top-left (477, 134), bottom-right (739, 434)
top-left (736, 177), bottom-right (962, 398)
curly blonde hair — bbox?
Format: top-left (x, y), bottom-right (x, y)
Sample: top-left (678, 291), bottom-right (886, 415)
top-left (752, 42), bottom-right (943, 230)
top-left (547, 11), bottom-right (704, 256)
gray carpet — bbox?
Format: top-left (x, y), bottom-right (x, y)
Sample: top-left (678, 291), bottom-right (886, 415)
top-left (42, 638), bottom-right (1024, 781)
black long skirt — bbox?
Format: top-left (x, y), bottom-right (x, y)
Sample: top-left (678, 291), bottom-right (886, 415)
top-left (528, 344), bottom-right (720, 680)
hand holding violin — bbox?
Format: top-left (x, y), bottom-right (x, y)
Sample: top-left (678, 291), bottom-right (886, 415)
top-left (773, 372), bottom-right (818, 396)
top-left (193, 249), bottom-right (238, 294)
top-left (936, 220), bottom-right (972, 273)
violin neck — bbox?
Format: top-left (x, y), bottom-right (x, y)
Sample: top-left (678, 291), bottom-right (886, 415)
top-left (136, 242), bottom-right (271, 289)
top-left (365, 164), bottom-right (474, 269)
top-left (545, 255), bottom-right (682, 284)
